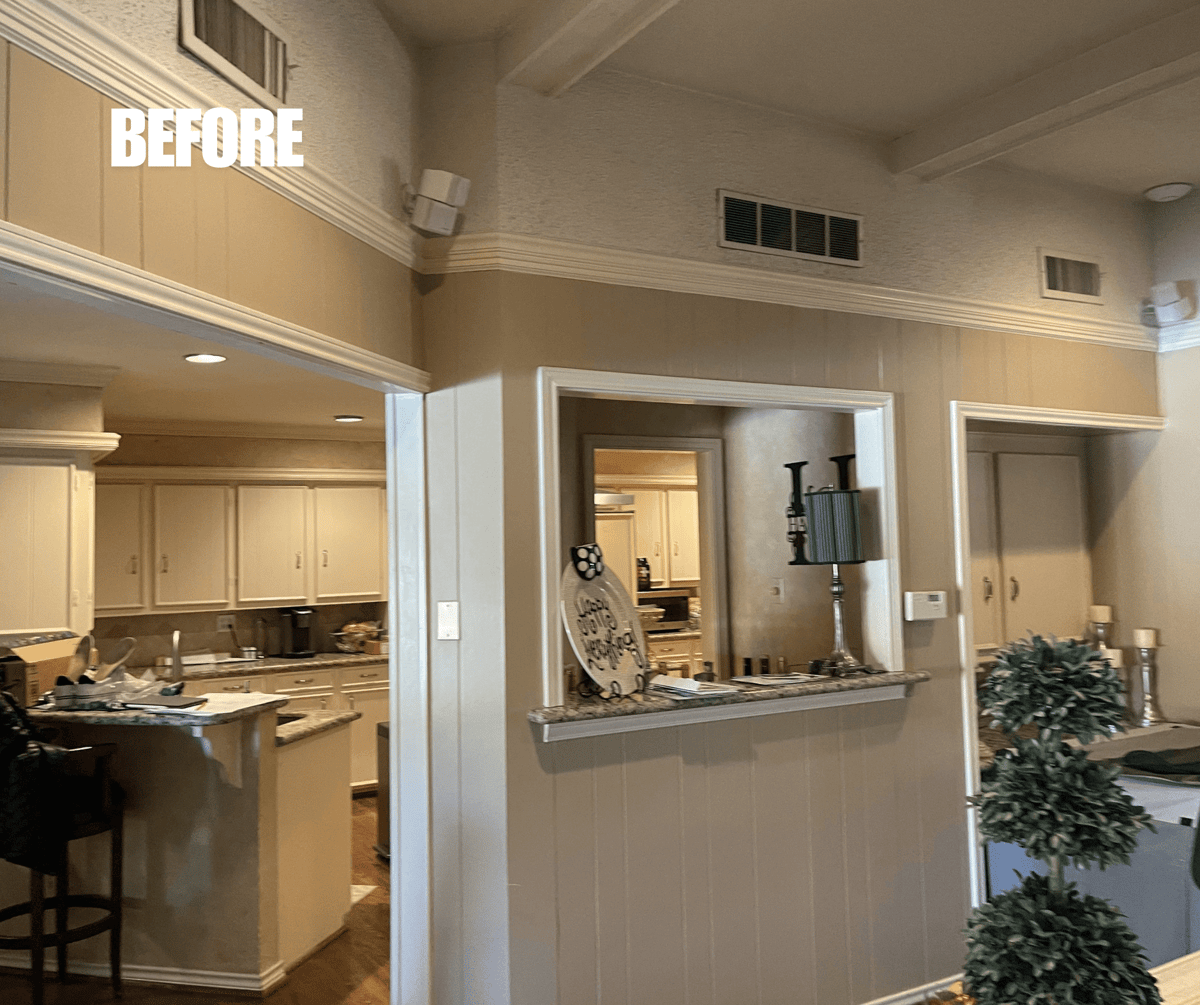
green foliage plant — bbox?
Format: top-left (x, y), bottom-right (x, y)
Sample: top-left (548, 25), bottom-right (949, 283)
top-left (964, 635), bottom-right (1161, 1005)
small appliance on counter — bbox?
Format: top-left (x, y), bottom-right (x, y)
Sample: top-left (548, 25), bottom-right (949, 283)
top-left (281, 607), bottom-right (317, 659)
top-left (636, 589), bottom-right (691, 631)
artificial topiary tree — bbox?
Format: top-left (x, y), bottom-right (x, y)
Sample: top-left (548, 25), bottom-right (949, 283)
top-left (964, 635), bottom-right (1161, 1005)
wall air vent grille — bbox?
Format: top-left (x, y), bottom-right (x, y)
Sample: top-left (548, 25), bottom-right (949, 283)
top-left (1039, 249), bottom-right (1103, 304)
top-left (181, 0), bottom-right (290, 108)
top-left (718, 190), bottom-right (862, 267)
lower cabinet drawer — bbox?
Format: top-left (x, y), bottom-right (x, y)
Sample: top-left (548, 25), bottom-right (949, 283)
top-left (182, 675), bottom-right (266, 696)
top-left (648, 639), bottom-right (693, 658)
top-left (272, 669), bottom-right (334, 692)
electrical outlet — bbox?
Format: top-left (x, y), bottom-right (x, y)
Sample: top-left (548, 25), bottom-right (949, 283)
top-left (216, 614), bottom-right (236, 633)
top-left (770, 578), bottom-right (785, 605)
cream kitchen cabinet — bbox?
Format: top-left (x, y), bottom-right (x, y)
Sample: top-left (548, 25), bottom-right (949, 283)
top-left (0, 460), bottom-right (85, 634)
top-left (338, 665), bottom-right (389, 789)
top-left (631, 490), bottom-right (667, 585)
top-left (666, 489), bottom-right (701, 584)
top-left (237, 486), bottom-right (308, 605)
top-left (595, 510), bottom-right (638, 598)
top-left (181, 674), bottom-right (267, 696)
top-left (94, 483), bottom-right (146, 612)
top-left (967, 451), bottom-right (1090, 648)
top-left (314, 486), bottom-right (386, 602)
top-left (153, 485), bottom-right (232, 608)
top-left (604, 484), bottom-right (701, 589)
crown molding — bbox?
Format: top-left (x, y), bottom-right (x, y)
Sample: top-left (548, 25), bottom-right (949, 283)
top-left (1156, 318), bottom-right (1200, 353)
top-left (951, 400), bottom-right (1165, 431)
top-left (0, 427), bottom-right (121, 458)
top-left (0, 359), bottom-right (119, 387)
top-left (422, 232), bottom-right (1157, 352)
top-left (0, 218), bottom-right (431, 394)
top-left (0, 0), bottom-right (418, 270)
top-left (106, 417), bottom-right (386, 442)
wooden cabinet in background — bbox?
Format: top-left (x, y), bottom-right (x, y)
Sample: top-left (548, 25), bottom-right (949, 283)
top-left (314, 486), bottom-right (385, 602)
top-left (95, 483), bottom-right (145, 612)
top-left (153, 485), bottom-right (231, 608)
top-left (237, 486), bottom-right (308, 605)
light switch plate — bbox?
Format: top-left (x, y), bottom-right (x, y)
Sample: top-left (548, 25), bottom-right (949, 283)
top-left (436, 601), bottom-right (460, 640)
top-left (904, 591), bottom-right (948, 621)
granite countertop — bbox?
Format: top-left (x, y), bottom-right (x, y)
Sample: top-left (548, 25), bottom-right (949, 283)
top-left (275, 708), bottom-right (362, 747)
top-left (645, 629), bottom-right (702, 641)
top-left (28, 693), bottom-right (290, 727)
top-left (530, 670), bottom-right (931, 726)
top-left (137, 651), bottom-right (388, 682)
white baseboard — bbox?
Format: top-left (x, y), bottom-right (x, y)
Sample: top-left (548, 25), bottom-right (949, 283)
top-left (860, 974), bottom-right (964, 1005)
top-left (0, 950), bottom-right (288, 993)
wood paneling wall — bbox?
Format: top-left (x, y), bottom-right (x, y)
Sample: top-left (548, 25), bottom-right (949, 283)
top-left (420, 270), bottom-right (1160, 1005)
top-left (0, 43), bottom-right (421, 369)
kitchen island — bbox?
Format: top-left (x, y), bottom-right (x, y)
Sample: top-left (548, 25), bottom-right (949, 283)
top-left (0, 694), bottom-right (360, 993)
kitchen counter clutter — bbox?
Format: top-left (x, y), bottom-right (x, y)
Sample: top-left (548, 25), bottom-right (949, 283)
top-left (153, 650), bottom-right (387, 681)
top-left (530, 669), bottom-right (931, 741)
top-left (27, 690), bottom-right (288, 726)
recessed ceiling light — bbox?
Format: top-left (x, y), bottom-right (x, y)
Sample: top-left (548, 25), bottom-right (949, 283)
top-left (334, 414), bottom-right (364, 423)
top-left (184, 353), bottom-right (227, 363)
top-left (1143, 183), bottom-right (1194, 203)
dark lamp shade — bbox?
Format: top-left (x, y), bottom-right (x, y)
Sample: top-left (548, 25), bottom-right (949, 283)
top-left (805, 489), bottom-right (864, 564)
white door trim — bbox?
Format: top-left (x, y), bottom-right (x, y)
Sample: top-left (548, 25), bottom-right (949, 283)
top-left (0, 217), bottom-right (431, 394)
top-left (538, 367), bottom-right (904, 707)
top-left (949, 400), bottom-right (1166, 909)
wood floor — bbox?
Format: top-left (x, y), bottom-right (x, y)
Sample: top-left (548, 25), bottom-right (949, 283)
top-left (0, 797), bottom-right (390, 1005)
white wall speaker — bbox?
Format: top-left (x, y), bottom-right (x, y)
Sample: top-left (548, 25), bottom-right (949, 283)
top-left (1147, 281), bottom-right (1194, 327)
top-left (406, 169), bottom-right (471, 236)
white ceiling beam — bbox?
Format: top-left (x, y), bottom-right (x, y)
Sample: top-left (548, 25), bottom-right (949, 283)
top-left (498, 0), bottom-right (683, 97)
top-left (890, 4), bottom-right (1200, 180)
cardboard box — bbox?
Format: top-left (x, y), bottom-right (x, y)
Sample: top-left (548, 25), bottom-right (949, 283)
top-left (0, 636), bottom-right (80, 707)
top-left (363, 639), bottom-right (388, 656)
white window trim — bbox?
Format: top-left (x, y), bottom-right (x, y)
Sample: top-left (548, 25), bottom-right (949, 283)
top-left (180, 0), bottom-right (290, 110)
top-left (537, 367), bottom-right (903, 708)
top-left (1038, 247), bottom-right (1104, 305)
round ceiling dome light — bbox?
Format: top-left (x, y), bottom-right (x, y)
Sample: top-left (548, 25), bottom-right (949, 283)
top-left (334, 414), bottom-right (364, 423)
top-left (1143, 182), bottom-right (1194, 203)
top-left (184, 353), bottom-right (227, 363)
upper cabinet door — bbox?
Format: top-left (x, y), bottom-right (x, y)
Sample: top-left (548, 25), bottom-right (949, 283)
top-left (314, 486), bottom-right (384, 601)
top-left (595, 511), bottom-right (638, 598)
top-left (237, 486), bottom-right (308, 605)
top-left (630, 489), bottom-right (666, 586)
top-left (0, 461), bottom-right (72, 633)
top-left (154, 485), bottom-right (231, 607)
top-left (966, 452), bottom-right (1004, 650)
top-left (666, 489), bottom-right (701, 583)
top-left (996, 453), bottom-right (1090, 641)
top-left (95, 483), bottom-right (145, 612)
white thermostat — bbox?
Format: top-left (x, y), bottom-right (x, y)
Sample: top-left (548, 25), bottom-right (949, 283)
top-left (904, 591), bottom-right (948, 621)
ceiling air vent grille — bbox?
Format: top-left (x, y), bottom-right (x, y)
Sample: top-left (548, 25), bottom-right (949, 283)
top-left (181, 0), bottom-right (290, 108)
top-left (718, 190), bottom-right (862, 267)
top-left (1039, 248), bottom-right (1103, 304)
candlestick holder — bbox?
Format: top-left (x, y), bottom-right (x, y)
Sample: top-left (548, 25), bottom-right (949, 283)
top-left (1133, 647), bottom-right (1167, 727)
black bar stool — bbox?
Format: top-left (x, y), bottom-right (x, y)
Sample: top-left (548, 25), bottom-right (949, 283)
top-left (0, 742), bottom-right (124, 1004)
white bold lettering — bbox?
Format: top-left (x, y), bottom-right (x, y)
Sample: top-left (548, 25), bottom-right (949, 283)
top-left (110, 109), bottom-right (146, 167)
top-left (276, 109), bottom-right (304, 167)
top-left (201, 108), bottom-right (238, 167)
top-left (239, 109), bottom-right (275, 167)
top-left (147, 108), bottom-right (173, 167)
top-left (175, 108), bottom-right (202, 167)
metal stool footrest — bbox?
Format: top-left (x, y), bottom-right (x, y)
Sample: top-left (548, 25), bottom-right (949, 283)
top-left (0, 894), bottom-right (117, 949)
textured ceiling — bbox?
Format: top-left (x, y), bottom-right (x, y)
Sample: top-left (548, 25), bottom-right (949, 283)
top-left (0, 281), bottom-right (385, 437)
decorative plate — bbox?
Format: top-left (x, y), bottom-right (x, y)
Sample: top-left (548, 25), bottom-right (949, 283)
top-left (559, 549), bottom-right (651, 696)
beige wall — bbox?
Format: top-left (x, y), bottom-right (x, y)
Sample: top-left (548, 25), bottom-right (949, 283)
top-left (98, 433), bottom-right (386, 469)
top-left (725, 407), bottom-right (861, 664)
top-left (1089, 347), bottom-right (1194, 719)
top-left (0, 380), bottom-right (104, 430)
top-left (0, 42), bottom-right (421, 370)
top-left (420, 269), bottom-right (1160, 1005)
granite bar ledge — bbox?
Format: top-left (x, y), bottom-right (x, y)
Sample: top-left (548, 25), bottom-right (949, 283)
top-left (530, 670), bottom-right (932, 741)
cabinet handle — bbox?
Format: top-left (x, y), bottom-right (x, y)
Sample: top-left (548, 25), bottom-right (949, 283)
top-left (320, 697), bottom-right (327, 710)
top-left (654, 543), bottom-right (660, 556)
top-left (1010, 577), bottom-right (1020, 602)
top-left (130, 555), bottom-right (138, 575)
top-left (222, 684), bottom-right (243, 692)
top-left (322, 549), bottom-right (329, 567)
top-left (674, 542), bottom-right (679, 555)
top-left (295, 552), bottom-right (302, 569)
top-left (982, 576), bottom-right (993, 602)
top-left (293, 677), bottom-right (314, 684)
top-left (161, 554), bottom-right (169, 573)
top-left (349, 695), bottom-right (356, 710)
top-left (359, 672), bottom-right (379, 679)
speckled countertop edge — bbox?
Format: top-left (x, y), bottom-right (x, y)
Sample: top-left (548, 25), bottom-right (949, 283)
top-left (529, 670), bottom-right (932, 725)
top-left (276, 708), bottom-right (362, 746)
top-left (134, 652), bottom-right (388, 682)
top-left (29, 695), bottom-right (290, 726)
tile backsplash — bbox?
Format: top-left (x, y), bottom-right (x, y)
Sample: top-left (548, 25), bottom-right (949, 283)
top-left (93, 603), bottom-right (386, 668)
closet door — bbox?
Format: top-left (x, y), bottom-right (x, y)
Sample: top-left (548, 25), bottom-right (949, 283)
top-left (996, 453), bottom-right (1090, 641)
top-left (966, 452), bottom-right (1004, 649)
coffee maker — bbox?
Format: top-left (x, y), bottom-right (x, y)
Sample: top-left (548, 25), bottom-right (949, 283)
top-left (282, 607), bottom-right (317, 659)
